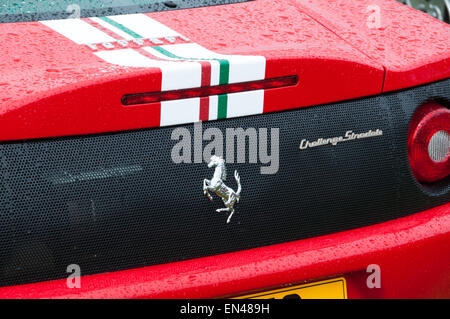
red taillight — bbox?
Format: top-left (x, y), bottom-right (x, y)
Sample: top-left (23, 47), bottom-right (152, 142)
top-left (121, 76), bottom-right (298, 105)
top-left (408, 102), bottom-right (450, 183)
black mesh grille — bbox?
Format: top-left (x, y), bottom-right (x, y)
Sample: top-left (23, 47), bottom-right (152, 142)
top-left (0, 79), bottom-right (449, 287)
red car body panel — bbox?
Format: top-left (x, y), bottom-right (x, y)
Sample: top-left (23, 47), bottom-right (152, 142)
top-left (0, 0), bottom-right (388, 141)
top-left (1, 1), bottom-right (449, 142)
top-left (0, 0), bottom-right (448, 298)
top-left (295, 0), bottom-right (450, 92)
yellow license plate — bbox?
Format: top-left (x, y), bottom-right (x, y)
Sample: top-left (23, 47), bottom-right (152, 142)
top-left (235, 278), bottom-right (347, 299)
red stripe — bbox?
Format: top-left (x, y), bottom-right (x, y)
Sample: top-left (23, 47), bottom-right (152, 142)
top-left (199, 61), bottom-right (211, 87)
top-left (198, 61), bottom-right (211, 120)
top-left (199, 96), bottom-right (210, 121)
top-left (82, 18), bottom-right (124, 41)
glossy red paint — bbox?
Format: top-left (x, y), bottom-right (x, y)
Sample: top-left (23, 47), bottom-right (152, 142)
top-left (0, 0), bottom-right (384, 141)
top-left (1, 0), bottom-right (449, 142)
top-left (294, 0), bottom-right (450, 92)
top-left (0, 203), bottom-right (448, 299)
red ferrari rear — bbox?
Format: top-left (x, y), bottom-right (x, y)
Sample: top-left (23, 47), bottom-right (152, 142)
top-left (0, 0), bottom-right (448, 299)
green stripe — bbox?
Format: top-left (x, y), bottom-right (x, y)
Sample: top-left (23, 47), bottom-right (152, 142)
top-left (152, 46), bottom-right (230, 85)
top-left (218, 62), bottom-right (229, 85)
top-left (152, 46), bottom-right (181, 59)
top-left (99, 16), bottom-right (143, 38)
top-left (217, 94), bottom-right (228, 119)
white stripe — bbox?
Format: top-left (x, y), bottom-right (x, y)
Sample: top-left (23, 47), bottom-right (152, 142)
top-left (41, 19), bottom-right (115, 44)
top-left (89, 17), bottom-right (135, 40)
top-left (209, 96), bottom-right (219, 121)
top-left (95, 49), bottom-right (201, 91)
top-left (94, 48), bottom-right (157, 67)
top-left (161, 98), bottom-right (200, 127)
top-left (162, 43), bottom-right (221, 59)
top-left (226, 90), bottom-right (264, 118)
top-left (107, 14), bottom-right (180, 38)
top-left (158, 60), bottom-right (201, 91)
top-left (160, 43), bottom-right (266, 83)
top-left (140, 47), bottom-right (202, 91)
top-left (227, 55), bottom-right (266, 83)
top-left (209, 60), bottom-right (221, 86)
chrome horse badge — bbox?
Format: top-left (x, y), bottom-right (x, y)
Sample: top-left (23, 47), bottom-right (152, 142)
top-left (203, 156), bottom-right (242, 223)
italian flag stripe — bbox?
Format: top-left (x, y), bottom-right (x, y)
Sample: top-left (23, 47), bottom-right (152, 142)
top-left (151, 45), bottom-right (231, 121)
top-left (83, 18), bottom-right (123, 40)
top-left (152, 46), bottom-right (230, 85)
top-left (98, 16), bottom-right (144, 39)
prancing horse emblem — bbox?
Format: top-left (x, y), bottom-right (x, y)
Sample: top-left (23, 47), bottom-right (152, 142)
top-left (203, 156), bottom-right (242, 223)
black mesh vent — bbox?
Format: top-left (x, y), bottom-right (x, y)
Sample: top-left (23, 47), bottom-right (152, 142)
top-left (0, 79), bottom-right (449, 287)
